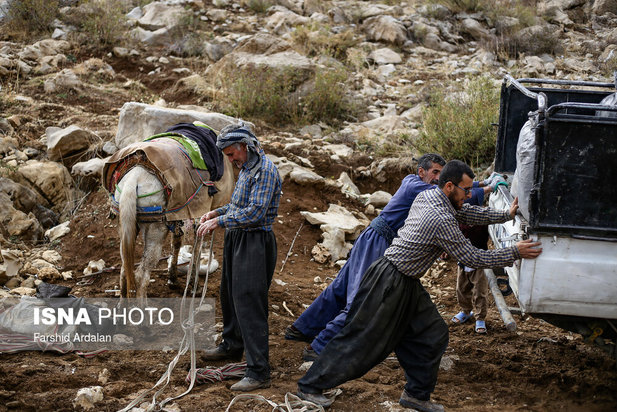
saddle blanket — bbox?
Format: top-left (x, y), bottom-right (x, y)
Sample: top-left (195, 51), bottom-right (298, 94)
top-left (102, 138), bottom-right (219, 221)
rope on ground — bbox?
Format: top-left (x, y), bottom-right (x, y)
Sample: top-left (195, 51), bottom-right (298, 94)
top-left (118, 231), bottom-right (215, 412)
top-left (188, 361), bottom-right (247, 384)
top-left (225, 391), bottom-right (341, 412)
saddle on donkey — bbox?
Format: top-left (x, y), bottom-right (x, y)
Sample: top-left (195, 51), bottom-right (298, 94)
top-left (102, 121), bottom-right (225, 222)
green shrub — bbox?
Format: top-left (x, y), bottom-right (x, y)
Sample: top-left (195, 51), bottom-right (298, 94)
top-left (243, 0), bottom-right (273, 13)
top-left (217, 67), bottom-right (297, 124)
top-left (216, 66), bottom-right (355, 126)
top-left (418, 75), bottom-right (499, 168)
top-left (2, 0), bottom-right (59, 38)
top-left (79, 0), bottom-right (128, 47)
top-left (303, 68), bottom-right (351, 123)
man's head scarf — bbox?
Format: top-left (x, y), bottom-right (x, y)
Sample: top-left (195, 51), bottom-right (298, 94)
top-left (216, 122), bottom-right (262, 173)
top-left (216, 122), bottom-right (259, 151)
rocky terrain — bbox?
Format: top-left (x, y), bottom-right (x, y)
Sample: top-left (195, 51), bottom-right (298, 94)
top-left (0, 0), bottom-right (616, 411)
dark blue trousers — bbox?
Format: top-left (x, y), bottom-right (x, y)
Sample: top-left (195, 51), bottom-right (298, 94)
top-left (219, 229), bottom-right (277, 381)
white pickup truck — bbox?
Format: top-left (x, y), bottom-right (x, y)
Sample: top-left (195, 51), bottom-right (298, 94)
top-left (488, 75), bottom-right (617, 357)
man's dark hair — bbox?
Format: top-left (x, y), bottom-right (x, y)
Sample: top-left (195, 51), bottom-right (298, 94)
top-left (417, 153), bottom-right (446, 171)
top-left (438, 160), bottom-right (475, 188)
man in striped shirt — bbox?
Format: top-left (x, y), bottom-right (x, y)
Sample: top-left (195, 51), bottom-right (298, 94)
top-left (297, 160), bottom-right (542, 411)
top-left (197, 123), bottom-right (282, 392)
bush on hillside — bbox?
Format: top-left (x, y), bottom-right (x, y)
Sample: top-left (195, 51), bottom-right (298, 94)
top-left (1, 0), bottom-right (59, 38)
top-left (76, 0), bottom-right (128, 47)
top-left (243, 0), bottom-right (273, 13)
top-left (215, 66), bottom-right (356, 126)
top-left (418, 75), bottom-right (499, 168)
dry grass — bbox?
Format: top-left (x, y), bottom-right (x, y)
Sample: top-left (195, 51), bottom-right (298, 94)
top-left (291, 23), bottom-right (358, 61)
top-left (213, 66), bottom-right (356, 126)
top-left (1, 0), bottom-right (59, 39)
top-left (418, 75), bottom-right (499, 168)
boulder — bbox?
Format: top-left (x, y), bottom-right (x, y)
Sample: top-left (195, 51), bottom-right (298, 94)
top-left (323, 143), bottom-right (353, 159)
top-left (9, 286), bottom-right (36, 296)
top-left (205, 33), bottom-right (314, 85)
top-left (206, 8), bottom-right (227, 22)
top-left (129, 27), bottom-right (172, 46)
top-left (365, 190), bottom-right (392, 208)
top-left (114, 102), bottom-right (242, 148)
top-left (18, 161), bottom-right (75, 213)
top-left (289, 166), bottom-right (325, 185)
top-left (460, 18), bottom-right (491, 40)
top-left (423, 32), bottom-right (457, 53)
top-left (17, 39), bottom-right (70, 62)
top-left (45, 221), bottom-right (71, 241)
top-left (337, 171), bottom-right (360, 198)
top-left (320, 227), bottom-right (352, 263)
top-left (362, 114), bottom-right (406, 135)
top-left (73, 386), bottom-right (104, 410)
top-left (204, 37), bottom-right (235, 62)
top-left (138, 2), bottom-right (190, 30)
top-left (0, 177), bottom-right (47, 213)
top-left (0, 192), bottom-right (43, 241)
top-left (43, 69), bottom-right (82, 93)
top-left (363, 15), bottom-right (408, 45)
top-left (266, 9), bottom-right (310, 34)
top-left (592, 0), bottom-right (617, 15)
top-left (301, 204), bottom-right (368, 239)
top-left (0, 249), bottom-right (23, 284)
top-left (368, 47), bottom-right (402, 65)
top-left (46, 125), bottom-right (100, 164)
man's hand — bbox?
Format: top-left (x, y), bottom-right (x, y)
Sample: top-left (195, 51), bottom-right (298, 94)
top-left (200, 210), bottom-right (218, 224)
top-left (516, 238), bottom-right (542, 259)
top-left (489, 175), bottom-right (508, 192)
top-left (197, 218), bottom-right (219, 237)
top-left (509, 197), bottom-right (519, 219)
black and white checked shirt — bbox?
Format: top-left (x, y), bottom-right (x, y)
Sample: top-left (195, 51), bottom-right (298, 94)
top-left (384, 187), bottom-right (520, 278)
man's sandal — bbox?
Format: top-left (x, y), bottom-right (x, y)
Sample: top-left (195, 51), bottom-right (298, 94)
top-left (451, 311), bottom-right (473, 324)
top-left (475, 320), bottom-right (487, 334)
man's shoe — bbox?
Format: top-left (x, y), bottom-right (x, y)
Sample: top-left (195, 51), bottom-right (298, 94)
top-left (399, 390), bottom-right (444, 412)
top-left (285, 325), bottom-right (313, 342)
top-left (302, 346), bottom-right (319, 362)
top-left (296, 389), bottom-right (334, 407)
top-left (201, 345), bottom-right (243, 362)
top-left (230, 377), bottom-right (271, 392)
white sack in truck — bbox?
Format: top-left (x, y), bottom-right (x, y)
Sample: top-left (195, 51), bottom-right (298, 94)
top-left (596, 93), bottom-right (617, 118)
top-left (510, 115), bottom-right (537, 221)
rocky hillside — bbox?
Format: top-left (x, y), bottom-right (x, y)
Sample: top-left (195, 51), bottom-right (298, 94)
top-left (1, 0), bottom-right (616, 246)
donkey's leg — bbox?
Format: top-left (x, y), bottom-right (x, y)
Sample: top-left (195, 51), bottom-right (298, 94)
top-left (136, 222), bottom-right (168, 299)
top-left (168, 224), bottom-right (183, 288)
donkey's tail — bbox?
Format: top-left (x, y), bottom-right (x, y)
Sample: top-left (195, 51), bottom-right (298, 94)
top-left (119, 170), bottom-right (138, 298)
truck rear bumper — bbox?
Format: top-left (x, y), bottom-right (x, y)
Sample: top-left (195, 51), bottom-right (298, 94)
top-left (489, 188), bottom-right (617, 320)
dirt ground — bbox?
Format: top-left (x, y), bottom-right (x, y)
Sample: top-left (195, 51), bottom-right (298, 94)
top-left (1, 43), bottom-right (616, 412)
top-left (1, 177), bottom-right (616, 412)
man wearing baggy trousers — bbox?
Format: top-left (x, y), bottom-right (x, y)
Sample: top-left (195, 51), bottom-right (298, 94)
top-left (197, 123), bottom-right (281, 392)
top-left (296, 160), bottom-right (543, 411)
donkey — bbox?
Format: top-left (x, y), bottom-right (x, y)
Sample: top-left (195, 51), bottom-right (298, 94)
top-left (104, 123), bottom-right (234, 299)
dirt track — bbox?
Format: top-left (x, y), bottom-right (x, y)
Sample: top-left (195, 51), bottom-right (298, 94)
top-left (1, 177), bottom-right (615, 412)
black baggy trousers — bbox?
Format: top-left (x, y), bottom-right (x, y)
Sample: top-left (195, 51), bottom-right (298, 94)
top-left (219, 228), bottom-right (277, 381)
top-left (298, 256), bottom-right (449, 401)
